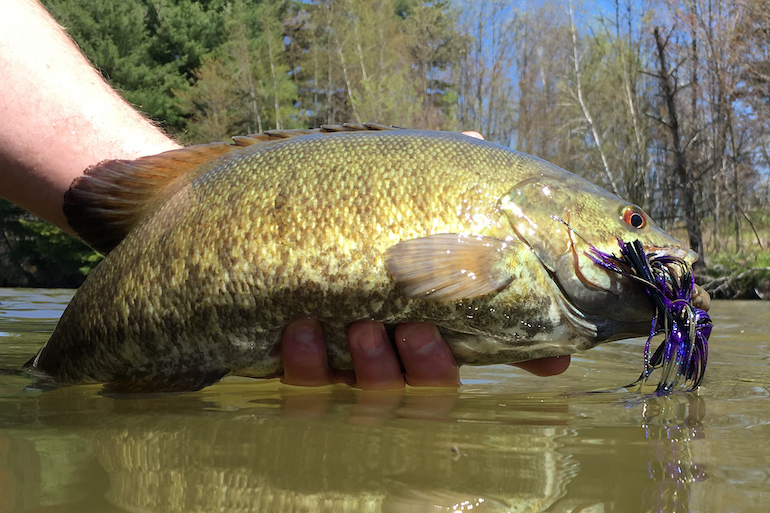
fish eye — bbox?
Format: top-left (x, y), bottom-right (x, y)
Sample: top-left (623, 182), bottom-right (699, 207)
top-left (621, 206), bottom-right (646, 229)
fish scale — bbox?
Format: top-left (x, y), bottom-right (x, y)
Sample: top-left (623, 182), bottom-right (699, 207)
top-left (26, 125), bottom-right (697, 393)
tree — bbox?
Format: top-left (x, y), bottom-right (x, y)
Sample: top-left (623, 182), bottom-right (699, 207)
top-left (455, 1), bottom-right (520, 145)
top-left (177, 0), bottom-right (299, 142)
top-left (42, 0), bottom-right (227, 134)
top-left (0, 199), bottom-right (102, 287)
top-left (397, 0), bottom-right (464, 129)
top-left (285, 0), bottom-right (463, 129)
top-left (651, 26), bottom-right (705, 265)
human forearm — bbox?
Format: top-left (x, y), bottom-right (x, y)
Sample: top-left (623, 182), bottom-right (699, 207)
top-left (0, 0), bottom-right (180, 234)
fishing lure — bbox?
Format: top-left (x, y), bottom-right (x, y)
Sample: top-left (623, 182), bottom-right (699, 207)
top-left (588, 240), bottom-right (712, 395)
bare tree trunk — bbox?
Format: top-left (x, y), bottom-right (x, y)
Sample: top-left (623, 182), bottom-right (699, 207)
top-left (313, 41), bottom-right (319, 124)
top-left (324, 3), bottom-right (334, 124)
top-left (328, 44), bottom-right (334, 123)
top-left (614, 1), bottom-right (649, 208)
top-left (266, 25), bottom-right (281, 130)
top-left (475, 4), bottom-right (485, 127)
top-left (335, 37), bottom-right (360, 123)
top-left (351, 4), bottom-right (368, 84)
top-left (247, 72), bottom-right (263, 134)
top-left (653, 27), bottom-right (705, 266)
top-left (517, 21), bottom-right (530, 152)
top-left (568, 0), bottom-right (620, 195)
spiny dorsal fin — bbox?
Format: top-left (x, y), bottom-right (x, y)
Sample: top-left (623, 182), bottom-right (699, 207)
top-left (65, 123), bottom-right (400, 254)
top-left (231, 122), bottom-right (397, 146)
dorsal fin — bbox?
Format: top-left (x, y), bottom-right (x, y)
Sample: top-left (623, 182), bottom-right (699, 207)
top-left (65, 123), bottom-right (400, 254)
top-left (64, 143), bottom-right (237, 254)
top-left (231, 122), bottom-right (396, 145)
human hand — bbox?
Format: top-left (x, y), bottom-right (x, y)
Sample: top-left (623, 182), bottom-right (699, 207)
top-left (280, 318), bottom-right (570, 390)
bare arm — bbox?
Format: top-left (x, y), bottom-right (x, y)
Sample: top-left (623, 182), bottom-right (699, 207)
top-left (0, 0), bottom-right (180, 234)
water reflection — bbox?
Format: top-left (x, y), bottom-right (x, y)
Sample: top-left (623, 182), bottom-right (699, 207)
top-left (0, 380), bottom-right (715, 513)
top-left (3, 384), bottom-right (581, 512)
top-left (640, 394), bottom-right (706, 513)
top-left (3, 293), bottom-right (769, 512)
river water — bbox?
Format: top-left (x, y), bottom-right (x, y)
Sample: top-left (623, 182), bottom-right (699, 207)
top-left (0, 288), bottom-right (767, 513)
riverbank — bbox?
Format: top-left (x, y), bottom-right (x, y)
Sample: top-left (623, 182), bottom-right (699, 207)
top-left (694, 249), bottom-right (770, 299)
top-left (698, 267), bottom-right (770, 300)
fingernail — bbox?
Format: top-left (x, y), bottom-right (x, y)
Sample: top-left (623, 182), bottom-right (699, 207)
top-left (355, 323), bottom-right (386, 356)
top-left (400, 323), bottom-right (439, 355)
top-left (287, 318), bottom-right (319, 352)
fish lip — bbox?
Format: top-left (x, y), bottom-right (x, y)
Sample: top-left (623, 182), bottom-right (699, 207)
top-left (641, 245), bottom-right (710, 311)
top-left (592, 242), bottom-right (712, 316)
top-left (589, 317), bottom-right (654, 342)
top-left (555, 237), bottom-right (709, 325)
top-left (644, 245), bottom-right (699, 266)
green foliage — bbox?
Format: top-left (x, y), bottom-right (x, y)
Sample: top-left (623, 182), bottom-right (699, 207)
top-left (42, 0), bottom-right (227, 134)
top-left (7, 0), bottom-right (769, 287)
top-left (398, 0), bottom-right (464, 129)
top-left (285, 0), bottom-right (464, 129)
top-left (703, 249), bottom-right (770, 276)
top-left (0, 199), bottom-right (102, 287)
top-left (16, 219), bottom-right (103, 277)
top-left (177, 0), bottom-right (299, 142)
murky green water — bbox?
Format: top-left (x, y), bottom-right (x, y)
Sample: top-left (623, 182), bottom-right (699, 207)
top-left (0, 289), bottom-right (768, 512)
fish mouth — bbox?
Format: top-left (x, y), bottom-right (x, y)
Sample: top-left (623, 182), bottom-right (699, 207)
top-left (586, 239), bottom-right (712, 393)
top-left (549, 233), bottom-right (710, 340)
top-left (498, 177), bottom-right (708, 334)
top-left (635, 245), bottom-right (710, 312)
top-left (499, 178), bottom-right (711, 393)
top-left (552, 230), bottom-right (656, 324)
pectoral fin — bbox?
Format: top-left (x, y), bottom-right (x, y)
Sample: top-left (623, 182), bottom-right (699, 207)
top-left (384, 234), bottom-right (514, 301)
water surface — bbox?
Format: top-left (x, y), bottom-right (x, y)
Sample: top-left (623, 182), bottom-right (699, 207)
top-left (0, 288), bottom-right (768, 512)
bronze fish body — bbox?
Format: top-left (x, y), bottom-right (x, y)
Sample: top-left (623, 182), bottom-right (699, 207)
top-left (26, 124), bottom-right (693, 393)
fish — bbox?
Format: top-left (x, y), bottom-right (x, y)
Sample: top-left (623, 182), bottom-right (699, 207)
top-left (23, 123), bottom-right (708, 393)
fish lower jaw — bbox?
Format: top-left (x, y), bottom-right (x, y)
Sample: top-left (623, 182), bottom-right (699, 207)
top-left (644, 245), bottom-right (698, 265)
top-left (639, 245), bottom-right (710, 311)
top-left (440, 327), bottom-right (596, 366)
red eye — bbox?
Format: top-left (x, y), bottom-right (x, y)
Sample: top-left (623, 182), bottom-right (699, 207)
top-left (622, 206), bottom-right (646, 229)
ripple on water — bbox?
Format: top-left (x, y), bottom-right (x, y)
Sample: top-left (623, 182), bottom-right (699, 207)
top-left (0, 292), bottom-right (769, 512)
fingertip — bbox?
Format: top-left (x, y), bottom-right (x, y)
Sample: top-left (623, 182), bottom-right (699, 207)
top-left (461, 130), bottom-right (485, 140)
top-left (395, 323), bottom-right (460, 387)
top-left (347, 320), bottom-right (404, 390)
top-left (510, 355), bottom-right (571, 377)
top-left (281, 317), bottom-right (336, 386)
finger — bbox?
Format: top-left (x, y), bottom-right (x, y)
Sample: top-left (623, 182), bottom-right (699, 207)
top-left (399, 392), bottom-right (458, 421)
top-left (510, 355), bottom-right (571, 377)
top-left (692, 284), bottom-right (710, 311)
top-left (348, 390), bottom-right (404, 426)
top-left (394, 323), bottom-right (460, 387)
top-left (280, 317), bottom-right (337, 386)
top-left (348, 320), bottom-right (405, 390)
top-left (461, 130), bottom-right (484, 140)
top-left (281, 392), bottom-right (332, 420)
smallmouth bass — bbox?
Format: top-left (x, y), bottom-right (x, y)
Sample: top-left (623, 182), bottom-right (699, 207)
top-left (25, 124), bottom-right (707, 393)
